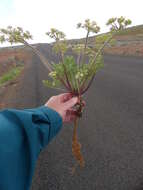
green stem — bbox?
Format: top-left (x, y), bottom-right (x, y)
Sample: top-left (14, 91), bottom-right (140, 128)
top-left (60, 51), bottom-right (73, 91)
top-left (23, 40), bottom-right (71, 91)
top-left (91, 35), bottom-right (112, 65)
top-left (75, 78), bottom-right (80, 96)
top-left (77, 52), bottom-right (81, 69)
top-left (81, 74), bottom-right (94, 94)
top-left (81, 30), bottom-right (89, 66)
top-left (23, 40), bottom-right (53, 72)
top-left (69, 70), bottom-right (76, 93)
top-left (80, 35), bottom-right (113, 92)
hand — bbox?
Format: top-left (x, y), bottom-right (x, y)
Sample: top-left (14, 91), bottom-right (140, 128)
top-left (45, 93), bottom-right (79, 123)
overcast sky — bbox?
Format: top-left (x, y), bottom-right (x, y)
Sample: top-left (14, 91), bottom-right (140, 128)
top-left (0, 0), bottom-right (143, 45)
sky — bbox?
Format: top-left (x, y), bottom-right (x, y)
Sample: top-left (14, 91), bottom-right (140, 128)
top-left (0, 0), bottom-right (143, 46)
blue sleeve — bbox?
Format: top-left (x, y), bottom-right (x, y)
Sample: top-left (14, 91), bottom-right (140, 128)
top-left (0, 106), bottom-right (62, 190)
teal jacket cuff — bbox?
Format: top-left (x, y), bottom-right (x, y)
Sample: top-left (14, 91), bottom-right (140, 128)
top-left (38, 105), bottom-right (63, 143)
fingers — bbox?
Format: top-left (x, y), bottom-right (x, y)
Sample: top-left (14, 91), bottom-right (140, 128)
top-left (58, 93), bottom-right (73, 103)
top-left (58, 93), bottom-right (86, 106)
top-left (66, 109), bottom-right (79, 116)
top-left (63, 97), bottom-right (78, 110)
top-left (64, 110), bottom-right (77, 122)
top-left (64, 108), bottom-right (79, 122)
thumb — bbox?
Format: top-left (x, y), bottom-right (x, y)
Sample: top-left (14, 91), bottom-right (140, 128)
top-left (63, 97), bottom-right (78, 109)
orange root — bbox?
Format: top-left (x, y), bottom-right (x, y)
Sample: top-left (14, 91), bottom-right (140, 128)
top-left (72, 118), bottom-right (85, 172)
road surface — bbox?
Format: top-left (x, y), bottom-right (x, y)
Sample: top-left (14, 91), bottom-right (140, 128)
top-left (13, 53), bottom-right (143, 190)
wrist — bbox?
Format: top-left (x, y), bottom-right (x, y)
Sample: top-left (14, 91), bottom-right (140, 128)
top-left (44, 105), bottom-right (63, 122)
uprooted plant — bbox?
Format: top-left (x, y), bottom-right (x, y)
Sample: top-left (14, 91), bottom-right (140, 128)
top-left (0, 16), bottom-right (132, 172)
top-left (43, 17), bottom-right (132, 172)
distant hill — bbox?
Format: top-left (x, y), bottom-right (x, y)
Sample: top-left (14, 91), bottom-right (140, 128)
top-left (0, 24), bottom-right (143, 57)
top-left (104, 25), bottom-right (143, 56)
top-left (35, 24), bottom-right (143, 57)
top-left (66, 24), bottom-right (143, 44)
top-left (66, 24), bottom-right (143, 57)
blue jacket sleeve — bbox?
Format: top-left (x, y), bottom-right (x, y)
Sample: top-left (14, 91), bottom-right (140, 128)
top-left (0, 106), bottom-right (62, 190)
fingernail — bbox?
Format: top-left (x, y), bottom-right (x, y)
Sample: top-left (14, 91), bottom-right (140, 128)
top-left (73, 97), bottom-right (78, 103)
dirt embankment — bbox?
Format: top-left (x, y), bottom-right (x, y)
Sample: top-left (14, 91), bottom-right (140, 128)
top-left (0, 47), bottom-right (33, 76)
top-left (67, 25), bottom-right (143, 57)
top-left (104, 34), bottom-right (143, 57)
top-left (0, 47), bottom-right (33, 109)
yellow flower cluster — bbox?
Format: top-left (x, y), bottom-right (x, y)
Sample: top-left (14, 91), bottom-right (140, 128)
top-left (49, 71), bottom-right (57, 78)
top-left (75, 71), bottom-right (84, 80)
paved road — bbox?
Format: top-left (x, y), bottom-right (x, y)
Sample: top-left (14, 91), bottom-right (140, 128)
top-left (16, 53), bottom-right (143, 190)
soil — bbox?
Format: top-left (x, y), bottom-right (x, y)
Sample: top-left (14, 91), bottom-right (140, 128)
top-left (105, 43), bottom-right (143, 57)
top-left (0, 48), bottom-right (33, 109)
top-left (0, 48), bottom-right (32, 76)
top-left (0, 62), bottom-right (29, 109)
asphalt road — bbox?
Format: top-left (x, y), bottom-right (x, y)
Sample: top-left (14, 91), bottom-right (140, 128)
top-left (16, 53), bottom-right (143, 190)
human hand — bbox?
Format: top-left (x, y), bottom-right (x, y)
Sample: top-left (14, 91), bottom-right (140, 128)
top-left (45, 93), bottom-right (81, 123)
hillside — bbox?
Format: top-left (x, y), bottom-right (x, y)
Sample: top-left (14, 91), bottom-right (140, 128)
top-left (0, 24), bottom-right (143, 63)
top-left (0, 47), bottom-right (32, 76)
top-left (66, 24), bottom-right (143, 57)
